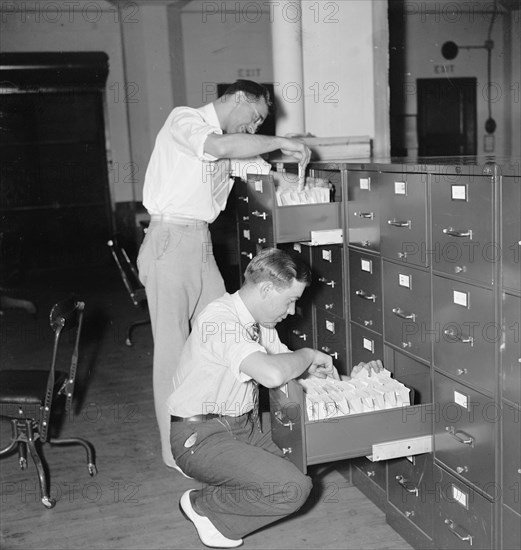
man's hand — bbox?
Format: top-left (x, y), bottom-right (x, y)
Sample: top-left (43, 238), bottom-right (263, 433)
top-left (350, 359), bottom-right (384, 378)
top-left (307, 350), bottom-right (340, 380)
top-left (279, 137), bottom-right (311, 173)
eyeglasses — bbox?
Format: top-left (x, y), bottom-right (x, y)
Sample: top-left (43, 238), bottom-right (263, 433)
top-left (246, 101), bottom-right (266, 133)
top-left (250, 102), bottom-right (265, 126)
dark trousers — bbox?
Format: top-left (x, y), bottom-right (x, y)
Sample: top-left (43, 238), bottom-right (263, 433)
top-left (170, 413), bottom-right (312, 540)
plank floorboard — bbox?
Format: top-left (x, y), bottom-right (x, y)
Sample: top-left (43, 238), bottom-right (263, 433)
top-left (1, 264), bottom-right (412, 550)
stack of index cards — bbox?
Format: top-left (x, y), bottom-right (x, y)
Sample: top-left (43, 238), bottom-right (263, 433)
top-left (299, 368), bottom-right (411, 422)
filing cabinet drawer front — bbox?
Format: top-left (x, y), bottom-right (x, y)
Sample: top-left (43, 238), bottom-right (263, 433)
top-left (349, 249), bottom-right (383, 333)
top-left (274, 203), bottom-right (342, 244)
top-left (277, 242), bottom-right (313, 267)
top-left (305, 403), bottom-right (432, 466)
top-left (347, 171), bottom-right (381, 252)
top-left (269, 381), bottom-right (431, 473)
top-left (502, 506), bottom-right (521, 550)
top-left (431, 174), bottom-right (494, 284)
top-left (433, 276), bottom-right (495, 393)
top-left (388, 454), bottom-right (434, 536)
top-left (502, 175), bottom-right (521, 292)
top-left (233, 178), bottom-right (250, 218)
top-left (433, 373), bottom-right (495, 494)
top-left (279, 309), bottom-right (314, 351)
top-left (249, 213), bottom-right (275, 248)
top-left (383, 261), bottom-right (431, 361)
top-left (247, 174), bottom-right (275, 247)
top-left (350, 323), bottom-right (384, 367)
top-left (384, 347), bottom-right (432, 406)
top-left (502, 293), bottom-right (521, 404)
top-left (502, 403), bottom-right (521, 514)
top-left (380, 173), bottom-right (429, 267)
top-left (312, 244), bottom-right (345, 315)
top-left (247, 172), bottom-right (343, 244)
top-left (315, 309), bottom-right (347, 375)
top-left (433, 465), bottom-right (494, 550)
top-left (269, 384), bottom-right (307, 473)
top-left (352, 456), bottom-right (387, 490)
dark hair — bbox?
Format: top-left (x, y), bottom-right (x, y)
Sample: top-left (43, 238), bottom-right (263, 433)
top-left (244, 248), bottom-right (311, 289)
top-left (222, 79), bottom-right (272, 107)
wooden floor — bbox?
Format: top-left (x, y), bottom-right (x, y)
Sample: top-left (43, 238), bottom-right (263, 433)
top-left (0, 263), bottom-right (413, 550)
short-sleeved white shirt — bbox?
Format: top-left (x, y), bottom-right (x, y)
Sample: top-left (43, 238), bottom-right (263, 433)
top-left (167, 292), bottom-right (290, 418)
top-left (142, 103), bottom-right (270, 223)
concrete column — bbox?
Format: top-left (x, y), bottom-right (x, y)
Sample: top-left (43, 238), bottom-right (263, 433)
top-left (270, 0), bottom-right (305, 135)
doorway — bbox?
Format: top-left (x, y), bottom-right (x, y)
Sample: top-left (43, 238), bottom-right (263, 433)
top-left (416, 77), bottom-right (477, 157)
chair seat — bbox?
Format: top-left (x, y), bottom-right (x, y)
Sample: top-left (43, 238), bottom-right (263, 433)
top-left (0, 370), bottom-right (67, 407)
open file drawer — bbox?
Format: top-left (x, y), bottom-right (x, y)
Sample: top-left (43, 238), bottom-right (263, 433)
top-left (247, 173), bottom-right (342, 245)
top-left (270, 379), bottom-right (433, 473)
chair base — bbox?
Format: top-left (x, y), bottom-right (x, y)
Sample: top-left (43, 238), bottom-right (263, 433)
top-left (0, 418), bottom-right (97, 508)
top-left (126, 319), bottom-right (151, 347)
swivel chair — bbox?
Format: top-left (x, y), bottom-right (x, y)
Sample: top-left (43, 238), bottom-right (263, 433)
top-left (107, 238), bottom-right (150, 346)
top-left (0, 296), bottom-right (97, 508)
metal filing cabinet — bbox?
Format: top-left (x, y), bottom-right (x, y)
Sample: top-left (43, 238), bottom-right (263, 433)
top-left (432, 275), bottom-right (496, 395)
top-left (236, 158), bottom-right (520, 550)
top-left (500, 166), bottom-right (521, 550)
top-left (276, 242), bottom-right (315, 351)
top-left (383, 261), bottom-right (431, 362)
top-left (430, 166), bottom-right (494, 285)
top-left (502, 170), bottom-right (521, 293)
top-left (379, 172), bottom-right (429, 268)
top-left (233, 178), bottom-right (256, 278)
top-left (433, 465), bottom-right (494, 549)
top-left (349, 248), bottom-right (383, 333)
top-left (347, 170), bottom-right (381, 252)
top-left (433, 372), bottom-right (496, 497)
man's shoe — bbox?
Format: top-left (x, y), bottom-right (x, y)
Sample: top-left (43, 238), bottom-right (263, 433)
top-left (179, 490), bottom-right (243, 548)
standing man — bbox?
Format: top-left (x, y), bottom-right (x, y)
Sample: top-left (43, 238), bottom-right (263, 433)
top-left (137, 80), bottom-right (311, 472)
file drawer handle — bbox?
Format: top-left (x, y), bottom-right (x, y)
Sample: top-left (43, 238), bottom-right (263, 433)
top-left (355, 212), bottom-right (374, 219)
top-left (292, 330), bottom-right (307, 341)
top-left (356, 289), bottom-right (376, 302)
top-left (252, 210), bottom-right (267, 220)
top-left (242, 215), bottom-right (249, 222)
top-left (274, 410), bottom-right (294, 431)
top-left (392, 307), bottom-right (416, 322)
top-left (238, 195), bottom-right (248, 203)
top-left (444, 519), bottom-right (473, 546)
top-left (241, 251), bottom-right (253, 260)
top-left (318, 277), bottom-right (336, 288)
top-left (258, 238), bottom-right (267, 244)
top-left (443, 227), bottom-right (473, 239)
top-left (395, 475), bottom-right (419, 496)
top-left (388, 219), bottom-right (411, 228)
top-left (320, 346), bottom-right (338, 360)
top-left (443, 328), bottom-right (474, 346)
top-left (445, 426), bottom-right (474, 447)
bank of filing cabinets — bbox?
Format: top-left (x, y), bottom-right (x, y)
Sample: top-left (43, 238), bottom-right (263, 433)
top-left (236, 158), bottom-right (520, 550)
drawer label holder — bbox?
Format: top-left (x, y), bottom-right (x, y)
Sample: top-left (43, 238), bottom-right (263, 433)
top-left (367, 435), bottom-right (432, 462)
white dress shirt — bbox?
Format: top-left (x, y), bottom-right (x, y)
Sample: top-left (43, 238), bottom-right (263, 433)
top-left (167, 292), bottom-right (290, 418)
top-left (142, 102), bottom-right (270, 223)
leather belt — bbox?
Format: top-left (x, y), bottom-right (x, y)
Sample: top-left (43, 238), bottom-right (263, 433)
top-left (171, 414), bottom-right (221, 423)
